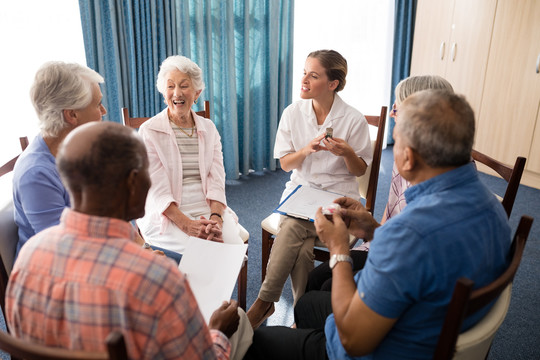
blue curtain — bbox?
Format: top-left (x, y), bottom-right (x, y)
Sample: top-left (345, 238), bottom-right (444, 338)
top-left (78, 0), bottom-right (294, 179)
top-left (387, 0), bottom-right (417, 144)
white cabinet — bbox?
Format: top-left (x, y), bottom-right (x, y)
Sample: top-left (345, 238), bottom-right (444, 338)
top-left (475, 0), bottom-right (540, 188)
top-left (411, 0), bottom-right (540, 189)
top-left (410, 0), bottom-right (497, 116)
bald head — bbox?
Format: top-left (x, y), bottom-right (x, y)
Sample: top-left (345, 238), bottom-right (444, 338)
top-left (57, 122), bottom-right (150, 220)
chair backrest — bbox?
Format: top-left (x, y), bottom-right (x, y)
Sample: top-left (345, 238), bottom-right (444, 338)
top-left (0, 136), bottom-right (29, 322)
top-left (433, 215), bottom-right (533, 360)
top-left (122, 100), bottom-right (211, 129)
top-left (471, 149), bottom-right (526, 218)
top-left (19, 137), bottom-right (29, 151)
top-left (0, 329), bottom-right (128, 360)
top-left (356, 106), bottom-right (387, 215)
top-left (0, 200), bottom-right (18, 321)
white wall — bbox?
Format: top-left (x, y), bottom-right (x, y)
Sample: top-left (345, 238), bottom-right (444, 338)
top-left (293, 0), bottom-right (395, 135)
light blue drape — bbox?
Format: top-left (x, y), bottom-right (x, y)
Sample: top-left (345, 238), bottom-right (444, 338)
top-left (78, 0), bottom-right (294, 179)
top-left (388, 0), bottom-right (417, 144)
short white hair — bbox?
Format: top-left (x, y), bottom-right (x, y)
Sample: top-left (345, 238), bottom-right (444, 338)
top-left (156, 55), bottom-right (205, 95)
top-left (30, 61), bottom-right (104, 137)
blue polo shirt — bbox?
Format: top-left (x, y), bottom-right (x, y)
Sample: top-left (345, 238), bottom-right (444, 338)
top-left (325, 162), bottom-right (511, 359)
top-left (13, 135), bottom-right (70, 257)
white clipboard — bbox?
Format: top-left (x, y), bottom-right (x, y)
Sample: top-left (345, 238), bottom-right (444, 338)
top-left (274, 185), bottom-right (344, 222)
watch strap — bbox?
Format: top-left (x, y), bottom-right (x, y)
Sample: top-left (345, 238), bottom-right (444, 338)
top-left (330, 254), bottom-right (353, 269)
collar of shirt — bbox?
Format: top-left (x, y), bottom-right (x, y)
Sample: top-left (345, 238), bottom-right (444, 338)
top-left (144, 108), bottom-right (209, 136)
top-left (59, 208), bottom-right (136, 242)
top-left (300, 93), bottom-right (347, 129)
top-left (404, 162), bottom-right (477, 204)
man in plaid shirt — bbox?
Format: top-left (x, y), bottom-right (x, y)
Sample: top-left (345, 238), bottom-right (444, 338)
top-left (7, 122), bottom-right (240, 359)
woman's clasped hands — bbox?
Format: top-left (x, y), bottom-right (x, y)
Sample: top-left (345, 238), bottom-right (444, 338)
top-left (185, 216), bottom-right (223, 242)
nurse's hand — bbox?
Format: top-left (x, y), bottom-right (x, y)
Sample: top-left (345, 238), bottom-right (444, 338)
top-left (322, 137), bottom-right (355, 157)
top-left (302, 133), bottom-right (328, 155)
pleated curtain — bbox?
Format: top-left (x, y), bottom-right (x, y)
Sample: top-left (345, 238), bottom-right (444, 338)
top-left (78, 0), bottom-right (294, 179)
top-left (387, 0), bottom-right (417, 144)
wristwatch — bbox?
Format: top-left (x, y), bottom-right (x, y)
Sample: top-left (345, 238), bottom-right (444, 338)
top-left (329, 254), bottom-right (353, 270)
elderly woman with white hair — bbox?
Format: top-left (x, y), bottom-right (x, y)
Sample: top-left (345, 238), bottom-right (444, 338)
top-left (13, 61), bottom-right (106, 257)
top-left (137, 55), bottom-right (244, 254)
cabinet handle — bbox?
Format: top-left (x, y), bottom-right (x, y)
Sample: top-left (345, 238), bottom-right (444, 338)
top-left (451, 43), bottom-right (457, 62)
top-left (536, 54), bottom-right (540, 74)
top-left (440, 42), bottom-right (446, 60)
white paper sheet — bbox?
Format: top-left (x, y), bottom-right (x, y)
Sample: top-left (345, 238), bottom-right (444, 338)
top-left (178, 237), bottom-right (248, 323)
top-left (275, 185), bottom-right (344, 221)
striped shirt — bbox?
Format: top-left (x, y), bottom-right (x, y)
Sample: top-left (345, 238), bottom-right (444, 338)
top-left (353, 163), bottom-right (411, 251)
top-left (171, 121), bottom-right (201, 185)
top-left (385, 162), bottom-right (411, 220)
top-left (6, 209), bottom-right (230, 360)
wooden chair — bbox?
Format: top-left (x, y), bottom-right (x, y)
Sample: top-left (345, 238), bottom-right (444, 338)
top-left (122, 100), bottom-right (210, 128)
top-left (0, 329), bottom-right (128, 360)
top-left (0, 137), bottom-right (29, 322)
top-left (471, 150), bottom-right (526, 218)
top-left (121, 102), bottom-right (249, 310)
top-left (433, 215), bottom-right (533, 360)
top-left (260, 106), bottom-right (388, 281)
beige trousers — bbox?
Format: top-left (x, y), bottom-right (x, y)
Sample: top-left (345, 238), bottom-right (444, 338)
top-left (258, 216), bottom-right (317, 305)
top-left (229, 308), bottom-right (253, 360)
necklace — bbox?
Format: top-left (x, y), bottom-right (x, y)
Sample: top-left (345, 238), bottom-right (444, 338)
top-left (178, 126), bottom-right (195, 137)
top-left (168, 112), bottom-right (195, 137)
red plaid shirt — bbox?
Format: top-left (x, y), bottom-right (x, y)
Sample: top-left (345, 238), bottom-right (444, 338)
top-left (6, 209), bottom-right (230, 359)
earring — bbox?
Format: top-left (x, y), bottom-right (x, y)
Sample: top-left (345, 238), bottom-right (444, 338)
top-left (194, 98), bottom-right (198, 104)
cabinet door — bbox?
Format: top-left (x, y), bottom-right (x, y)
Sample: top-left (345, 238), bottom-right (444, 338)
top-left (445, 0), bottom-right (497, 115)
top-left (410, 0), bottom-right (454, 77)
top-left (475, 0), bottom-right (540, 169)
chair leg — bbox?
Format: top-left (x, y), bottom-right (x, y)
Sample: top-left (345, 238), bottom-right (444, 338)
top-left (261, 229), bottom-right (273, 283)
top-left (238, 248), bottom-right (247, 310)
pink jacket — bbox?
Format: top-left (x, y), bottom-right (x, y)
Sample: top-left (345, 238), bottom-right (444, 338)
top-left (137, 108), bottom-right (227, 234)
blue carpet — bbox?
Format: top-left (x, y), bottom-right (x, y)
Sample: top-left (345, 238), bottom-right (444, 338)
top-left (225, 146), bottom-right (540, 359)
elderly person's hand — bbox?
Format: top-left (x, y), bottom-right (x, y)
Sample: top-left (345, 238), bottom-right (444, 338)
top-left (314, 208), bottom-right (350, 255)
top-left (186, 217), bottom-right (223, 242)
top-left (209, 300), bottom-right (240, 338)
top-left (334, 197), bottom-right (380, 241)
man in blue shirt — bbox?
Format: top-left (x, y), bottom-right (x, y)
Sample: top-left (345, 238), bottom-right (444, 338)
top-left (244, 90), bottom-right (511, 360)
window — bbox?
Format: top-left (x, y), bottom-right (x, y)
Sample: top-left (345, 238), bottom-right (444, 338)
top-left (293, 0), bottom-right (394, 137)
